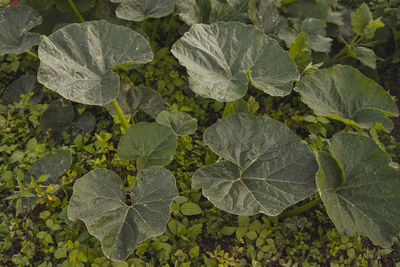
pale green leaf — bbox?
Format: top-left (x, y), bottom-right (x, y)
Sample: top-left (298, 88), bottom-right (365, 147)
top-left (117, 122), bottom-right (177, 170)
top-left (68, 167), bottom-right (178, 261)
top-left (0, 5), bottom-right (42, 55)
top-left (317, 133), bottom-right (400, 248)
top-left (110, 0), bottom-right (174, 21)
top-left (192, 113), bottom-right (318, 216)
top-left (156, 111), bottom-right (197, 136)
top-left (295, 65), bottom-right (399, 132)
top-left (171, 22), bottom-right (300, 102)
top-left (37, 21), bottom-right (153, 106)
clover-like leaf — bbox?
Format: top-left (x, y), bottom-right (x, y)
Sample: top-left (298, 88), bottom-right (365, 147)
top-left (68, 167), bottom-right (178, 261)
top-left (192, 113), bottom-right (318, 216)
top-left (117, 122), bottom-right (177, 170)
top-left (2, 75), bottom-right (43, 105)
top-left (295, 65), bottom-right (399, 132)
top-left (156, 110), bottom-right (197, 136)
top-left (110, 0), bottom-right (174, 21)
top-left (37, 20), bottom-right (153, 106)
top-left (171, 22), bottom-right (300, 102)
top-left (0, 5), bottom-right (42, 55)
top-left (316, 133), bottom-right (400, 248)
top-left (22, 149), bottom-right (72, 211)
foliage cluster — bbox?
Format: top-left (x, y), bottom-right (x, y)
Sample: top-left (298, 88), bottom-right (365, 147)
top-left (1, 0), bottom-right (400, 266)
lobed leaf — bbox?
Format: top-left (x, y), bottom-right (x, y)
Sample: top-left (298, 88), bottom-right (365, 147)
top-left (37, 20), bottom-right (153, 106)
top-left (192, 113), bottom-right (318, 216)
top-left (171, 21), bottom-right (300, 102)
top-left (68, 167), bottom-right (178, 261)
top-left (317, 133), bottom-right (400, 248)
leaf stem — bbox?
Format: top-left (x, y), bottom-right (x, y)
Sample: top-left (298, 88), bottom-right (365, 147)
top-left (278, 196), bottom-right (322, 220)
top-left (67, 0), bottom-right (85, 23)
top-left (111, 99), bottom-right (130, 130)
top-left (26, 49), bottom-right (39, 59)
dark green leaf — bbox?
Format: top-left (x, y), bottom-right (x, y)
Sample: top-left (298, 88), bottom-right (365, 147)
top-left (110, 0), bottom-right (174, 21)
top-left (68, 167), bottom-right (178, 261)
top-left (156, 111), bottom-right (197, 136)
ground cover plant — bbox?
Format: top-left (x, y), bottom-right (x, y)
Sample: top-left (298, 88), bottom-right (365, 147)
top-left (1, 0), bottom-right (400, 266)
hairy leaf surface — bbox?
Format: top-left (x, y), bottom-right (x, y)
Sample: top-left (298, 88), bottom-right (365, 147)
top-left (0, 5), bottom-right (42, 55)
top-left (117, 122), bottom-right (177, 170)
top-left (111, 0), bottom-right (174, 21)
top-left (317, 133), bottom-right (400, 248)
top-left (192, 113), bottom-right (318, 216)
top-left (37, 20), bottom-right (153, 106)
top-left (68, 167), bottom-right (178, 261)
top-left (171, 22), bottom-right (299, 102)
top-left (295, 65), bottom-right (399, 132)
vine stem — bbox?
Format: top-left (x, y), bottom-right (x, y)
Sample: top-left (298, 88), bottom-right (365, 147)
top-left (67, 0), bottom-right (85, 23)
top-left (111, 99), bottom-right (130, 130)
top-left (278, 197), bottom-right (322, 220)
top-left (26, 49), bottom-right (38, 59)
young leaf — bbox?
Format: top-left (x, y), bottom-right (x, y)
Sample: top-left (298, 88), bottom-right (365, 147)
top-left (117, 122), bottom-right (177, 170)
top-left (289, 32), bottom-right (312, 71)
top-left (2, 75), bottom-right (42, 105)
top-left (37, 20), bottom-right (153, 106)
top-left (295, 65), bottom-right (399, 132)
top-left (171, 21), bottom-right (300, 102)
top-left (300, 18), bottom-right (332, 53)
top-left (317, 133), bottom-right (400, 248)
top-left (0, 5), bottom-right (42, 56)
top-left (352, 46), bottom-right (377, 69)
top-left (110, 0), bottom-right (174, 21)
top-left (156, 110), bottom-right (198, 136)
top-left (351, 3), bottom-right (372, 36)
top-left (68, 167), bottom-right (178, 261)
top-left (192, 113), bottom-right (318, 216)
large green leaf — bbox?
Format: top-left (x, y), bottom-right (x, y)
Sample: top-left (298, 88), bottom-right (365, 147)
top-left (68, 167), bottom-right (178, 261)
top-left (295, 65), bottom-right (399, 132)
top-left (40, 100), bottom-right (75, 136)
top-left (110, 0), bottom-right (174, 21)
top-left (37, 20), bottom-right (153, 106)
top-left (156, 110), bottom-right (197, 136)
top-left (316, 133), bottom-right (400, 248)
top-left (0, 5), bottom-right (42, 55)
top-left (192, 113), bottom-right (318, 216)
top-left (117, 122), bottom-right (177, 170)
top-left (171, 22), bottom-right (300, 102)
